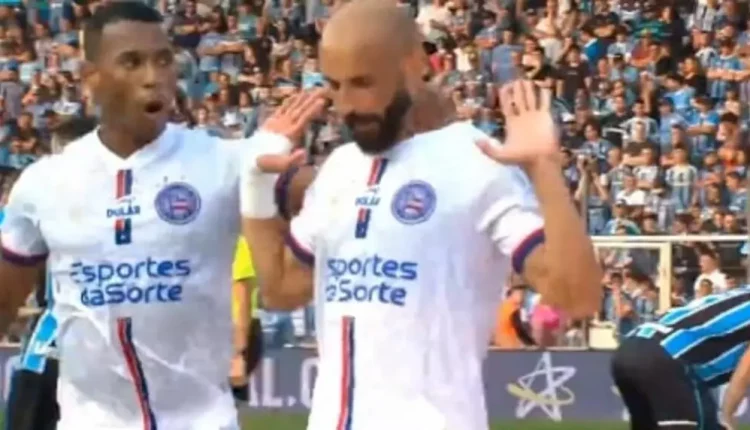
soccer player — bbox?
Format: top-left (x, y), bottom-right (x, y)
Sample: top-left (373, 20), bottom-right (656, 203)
top-left (240, 1), bottom-right (602, 429)
top-left (6, 116), bottom-right (97, 430)
top-left (0, 3), bottom-right (322, 428)
top-left (612, 288), bottom-right (750, 430)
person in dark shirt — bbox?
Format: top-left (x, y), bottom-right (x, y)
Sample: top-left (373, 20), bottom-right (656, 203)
top-left (587, 1), bottom-right (619, 40)
top-left (660, 4), bottom-right (688, 57)
top-left (602, 94), bottom-right (632, 145)
top-left (682, 56), bottom-right (708, 96)
top-left (613, 288), bottom-right (750, 430)
top-left (170, 0), bottom-right (202, 50)
top-left (654, 42), bottom-right (678, 77)
top-left (557, 45), bottom-right (590, 106)
top-left (525, 46), bottom-right (556, 89)
top-left (560, 113), bottom-right (584, 150)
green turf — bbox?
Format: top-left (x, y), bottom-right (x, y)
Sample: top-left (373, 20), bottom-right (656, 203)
top-left (0, 413), bottom-right (635, 429)
top-left (2, 412), bottom-right (747, 429)
top-left (240, 413), bottom-right (628, 429)
top-left (241, 414), bottom-right (750, 429)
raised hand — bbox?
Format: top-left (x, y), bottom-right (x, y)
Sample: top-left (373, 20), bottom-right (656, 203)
top-left (261, 89), bottom-right (327, 140)
top-left (255, 89), bottom-right (326, 174)
top-left (476, 80), bottom-right (559, 167)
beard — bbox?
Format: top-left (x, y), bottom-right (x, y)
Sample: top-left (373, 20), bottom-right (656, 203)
top-left (344, 90), bottom-right (412, 155)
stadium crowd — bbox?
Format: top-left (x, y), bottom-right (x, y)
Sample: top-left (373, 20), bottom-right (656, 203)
top-left (0, 0), bottom-right (746, 349)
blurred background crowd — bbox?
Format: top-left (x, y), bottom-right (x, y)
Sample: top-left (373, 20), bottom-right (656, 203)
top-left (0, 0), bottom-right (747, 350)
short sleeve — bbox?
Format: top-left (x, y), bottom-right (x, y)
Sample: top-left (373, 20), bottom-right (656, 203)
top-left (286, 148), bottom-right (344, 267)
top-left (477, 166), bottom-right (545, 275)
top-left (1, 163), bottom-right (48, 265)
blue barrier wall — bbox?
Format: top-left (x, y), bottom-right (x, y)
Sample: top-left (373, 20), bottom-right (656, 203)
top-left (243, 348), bottom-right (750, 423)
top-left (1, 347), bottom-right (750, 423)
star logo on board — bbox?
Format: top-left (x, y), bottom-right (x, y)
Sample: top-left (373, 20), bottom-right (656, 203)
top-left (506, 352), bottom-right (576, 421)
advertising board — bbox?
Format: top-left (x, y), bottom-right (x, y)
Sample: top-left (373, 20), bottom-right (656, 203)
top-left (0, 347), bottom-right (747, 423)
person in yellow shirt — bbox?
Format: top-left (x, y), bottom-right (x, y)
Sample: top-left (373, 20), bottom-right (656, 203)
top-left (230, 237), bottom-right (263, 403)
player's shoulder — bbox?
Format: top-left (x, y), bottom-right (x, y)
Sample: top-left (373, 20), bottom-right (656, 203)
top-left (8, 131), bottom-right (96, 205)
top-left (173, 125), bottom-right (244, 169)
top-left (8, 152), bottom-right (72, 205)
top-left (173, 124), bottom-right (228, 152)
top-left (427, 120), bottom-right (528, 182)
top-left (17, 129), bottom-right (97, 184)
top-left (11, 155), bottom-right (54, 189)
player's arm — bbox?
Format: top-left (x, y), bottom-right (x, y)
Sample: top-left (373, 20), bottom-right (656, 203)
top-left (520, 161), bottom-right (603, 317)
top-left (0, 165), bottom-right (48, 337)
top-left (242, 217), bottom-right (314, 311)
top-left (482, 166), bottom-right (601, 319)
top-left (240, 91), bottom-right (324, 311)
top-left (479, 81), bottom-right (602, 318)
top-left (721, 345), bottom-right (750, 427)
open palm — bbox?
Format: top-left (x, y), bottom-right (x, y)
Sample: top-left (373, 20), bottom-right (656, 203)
top-left (254, 89), bottom-right (326, 173)
top-left (476, 80), bottom-right (560, 166)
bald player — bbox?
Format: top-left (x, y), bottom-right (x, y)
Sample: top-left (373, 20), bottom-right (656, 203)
top-left (240, 2), bottom-right (602, 429)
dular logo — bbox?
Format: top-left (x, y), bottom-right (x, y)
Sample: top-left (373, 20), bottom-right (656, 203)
top-left (506, 352), bottom-right (577, 421)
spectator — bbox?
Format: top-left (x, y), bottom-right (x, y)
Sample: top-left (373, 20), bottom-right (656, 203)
top-left (695, 278), bottom-right (714, 298)
top-left (493, 286), bottom-right (535, 349)
top-left (602, 271), bottom-right (637, 339)
top-left (529, 297), bottom-right (565, 348)
top-left (615, 171), bottom-right (647, 207)
top-left (694, 251), bottom-right (728, 293)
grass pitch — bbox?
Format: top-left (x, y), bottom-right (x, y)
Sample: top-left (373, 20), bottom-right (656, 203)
top-left (5, 411), bottom-right (748, 429)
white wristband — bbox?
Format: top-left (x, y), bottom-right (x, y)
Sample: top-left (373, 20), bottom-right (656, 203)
top-left (240, 130), bottom-right (293, 219)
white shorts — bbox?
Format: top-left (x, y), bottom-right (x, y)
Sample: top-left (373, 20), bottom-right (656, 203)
top-left (56, 379), bottom-right (240, 430)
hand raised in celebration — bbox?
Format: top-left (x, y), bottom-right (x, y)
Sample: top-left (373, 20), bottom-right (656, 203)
top-left (256, 89), bottom-right (327, 174)
top-left (261, 88), bottom-right (327, 140)
top-left (476, 80), bottom-right (559, 167)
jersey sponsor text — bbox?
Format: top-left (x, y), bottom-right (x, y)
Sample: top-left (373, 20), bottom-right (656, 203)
top-left (71, 258), bottom-right (191, 307)
top-left (324, 255), bottom-right (418, 306)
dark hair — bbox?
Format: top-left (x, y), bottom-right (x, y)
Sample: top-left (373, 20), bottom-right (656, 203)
top-left (726, 171), bottom-right (742, 181)
top-left (583, 119), bottom-right (601, 134)
top-left (83, 1), bottom-right (163, 61)
top-left (720, 112), bottom-right (739, 124)
top-left (700, 251), bottom-right (718, 262)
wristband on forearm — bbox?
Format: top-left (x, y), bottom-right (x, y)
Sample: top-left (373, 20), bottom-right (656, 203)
top-left (240, 130), bottom-right (293, 219)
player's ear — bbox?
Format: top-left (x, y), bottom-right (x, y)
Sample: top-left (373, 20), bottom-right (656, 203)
top-left (401, 45), bottom-right (428, 92)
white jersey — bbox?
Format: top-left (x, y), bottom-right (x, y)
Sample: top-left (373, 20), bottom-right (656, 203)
top-left (0, 124), bottom-right (242, 429)
top-left (288, 121), bottom-right (545, 430)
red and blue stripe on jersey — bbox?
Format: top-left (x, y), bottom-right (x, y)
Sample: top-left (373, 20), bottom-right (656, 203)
top-left (117, 317), bottom-right (158, 430)
top-left (114, 169), bottom-right (133, 245)
top-left (355, 158), bottom-right (388, 239)
top-left (336, 316), bottom-right (356, 430)
top-left (116, 169), bottom-right (134, 199)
